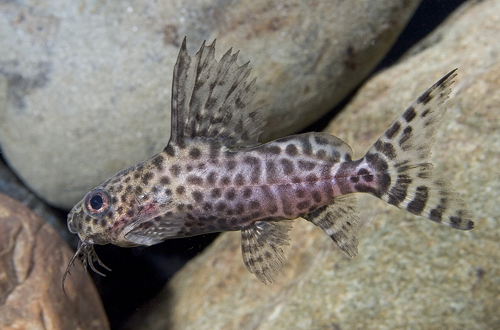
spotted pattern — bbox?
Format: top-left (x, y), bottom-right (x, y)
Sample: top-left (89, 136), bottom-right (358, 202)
top-left (65, 38), bottom-right (472, 292)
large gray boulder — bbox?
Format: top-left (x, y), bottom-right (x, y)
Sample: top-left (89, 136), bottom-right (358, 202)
top-left (0, 0), bottom-right (422, 209)
top-left (125, 1), bottom-right (500, 329)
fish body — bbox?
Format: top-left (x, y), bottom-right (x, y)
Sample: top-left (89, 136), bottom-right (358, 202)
top-left (64, 39), bottom-right (473, 290)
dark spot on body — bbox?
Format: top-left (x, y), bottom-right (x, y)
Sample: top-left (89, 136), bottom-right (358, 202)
top-left (268, 204), bottom-right (278, 214)
top-left (170, 164), bottom-right (181, 177)
top-left (211, 188), bottom-right (222, 198)
top-left (249, 200), bottom-right (260, 210)
top-left (187, 175), bottom-right (203, 185)
top-left (225, 189), bottom-right (236, 201)
top-left (292, 176), bottom-right (301, 184)
top-left (306, 174), bottom-right (318, 183)
top-left (316, 149), bottom-right (327, 159)
top-left (221, 176), bottom-right (231, 185)
top-left (142, 172), bottom-right (154, 185)
top-left (165, 188), bottom-right (172, 196)
top-left (296, 189), bottom-right (306, 198)
top-left (297, 201), bottom-right (310, 210)
top-left (314, 135), bottom-right (329, 145)
top-left (176, 186), bottom-right (185, 195)
top-left (243, 188), bottom-right (252, 198)
top-left (165, 144), bottom-right (176, 156)
top-left (192, 191), bottom-right (204, 202)
top-left (135, 186), bottom-right (143, 195)
top-left (235, 203), bottom-right (245, 214)
top-left (421, 108), bottom-right (431, 117)
top-left (226, 160), bottom-right (237, 171)
top-left (235, 173), bottom-right (245, 186)
top-left (160, 176), bottom-right (170, 185)
top-left (152, 155), bottom-right (165, 169)
top-left (285, 144), bottom-right (298, 156)
top-left (189, 147), bottom-right (201, 159)
top-left (298, 160), bottom-right (316, 171)
top-left (215, 201), bottom-right (227, 212)
top-left (335, 160), bottom-right (362, 194)
top-left (207, 172), bottom-right (217, 185)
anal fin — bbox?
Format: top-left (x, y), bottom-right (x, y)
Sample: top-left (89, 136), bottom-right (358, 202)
top-left (303, 194), bottom-right (361, 258)
top-left (241, 220), bottom-right (293, 284)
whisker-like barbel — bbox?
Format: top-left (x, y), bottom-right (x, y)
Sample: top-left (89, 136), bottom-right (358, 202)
top-left (62, 241), bottom-right (111, 296)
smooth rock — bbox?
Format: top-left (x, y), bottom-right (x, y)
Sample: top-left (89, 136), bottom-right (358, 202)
top-left (0, 0), bottom-right (422, 209)
top-left (125, 1), bottom-right (500, 329)
top-left (0, 193), bottom-right (109, 330)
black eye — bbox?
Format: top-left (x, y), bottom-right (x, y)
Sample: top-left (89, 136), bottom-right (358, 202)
top-left (84, 189), bottom-right (110, 214)
top-left (90, 195), bottom-right (104, 210)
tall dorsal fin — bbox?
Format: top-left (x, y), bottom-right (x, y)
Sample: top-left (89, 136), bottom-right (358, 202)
top-left (169, 37), bottom-right (266, 149)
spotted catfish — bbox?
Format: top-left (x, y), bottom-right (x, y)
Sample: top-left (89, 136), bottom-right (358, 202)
top-left (63, 38), bottom-right (473, 292)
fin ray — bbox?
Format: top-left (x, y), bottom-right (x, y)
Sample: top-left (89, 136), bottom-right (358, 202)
top-left (170, 37), bottom-right (266, 149)
top-left (124, 213), bottom-right (185, 246)
top-left (241, 220), bottom-right (293, 284)
top-left (363, 69), bottom-right (473, 230)
top-left (303, 194), bottom-right (361, 257)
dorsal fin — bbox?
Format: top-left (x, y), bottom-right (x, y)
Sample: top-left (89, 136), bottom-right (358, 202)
top-left (169, 37), bottom-right (266, 149)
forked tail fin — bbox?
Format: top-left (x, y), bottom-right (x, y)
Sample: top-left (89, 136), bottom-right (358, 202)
top-left (363, 69), bottom-right (473, 230)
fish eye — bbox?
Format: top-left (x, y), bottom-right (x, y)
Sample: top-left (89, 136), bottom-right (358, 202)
top-left (84, 189), bottom-right (110, 214)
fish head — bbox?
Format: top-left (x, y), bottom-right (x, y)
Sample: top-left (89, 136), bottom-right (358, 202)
top-left (67, 186), bottom-right (131, 246)
top-left (63, 166), bottom-right (183, 293)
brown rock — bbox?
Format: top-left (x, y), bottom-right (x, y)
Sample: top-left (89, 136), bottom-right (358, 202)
top-left (126, 0), bottom-right (500, 329)
top-left (0, 193), bottom-right (109, 330)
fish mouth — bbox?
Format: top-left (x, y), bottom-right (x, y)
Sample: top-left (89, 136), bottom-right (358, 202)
top-left (66, 203), bottom-right (83, 234)
top-left (62, 239), bottom-right (111, 296)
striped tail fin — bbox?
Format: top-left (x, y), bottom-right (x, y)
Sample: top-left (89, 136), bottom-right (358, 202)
top-left (363, 69), bottom-right (473, 230)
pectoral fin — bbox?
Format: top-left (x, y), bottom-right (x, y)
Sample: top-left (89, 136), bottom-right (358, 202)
top-left (124, 213), bottom-right (185, 246)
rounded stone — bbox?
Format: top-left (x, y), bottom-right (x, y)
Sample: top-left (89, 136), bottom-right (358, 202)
top-left (0, 0), bottom-right (422, 208)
